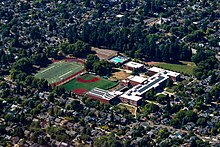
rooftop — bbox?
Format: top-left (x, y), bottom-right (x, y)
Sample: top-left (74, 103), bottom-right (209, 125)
top-left (87, 88), bottom-right (118, 100)
top-left (125, 61), bottom-right (144, 69)
top-left (137, 75), bottom-right (168, 95)
top-left (148, 67), bottom-right (180, 77)
top-left (134, 74), bottom-right (168, 96)
top-left (120, 73), bottom-right (169, 101)
top-left (120, 93), bottom-right (143, 102)
top-left (127, 75), bottom-right (148, 83)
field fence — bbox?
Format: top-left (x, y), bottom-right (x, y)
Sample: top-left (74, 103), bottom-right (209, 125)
top-left (51, 58), bottom-right (85, 64)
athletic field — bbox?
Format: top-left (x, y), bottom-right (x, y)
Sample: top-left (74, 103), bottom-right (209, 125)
top-left (35, 61), bottom-right (84, 84)
top-left (61, 74), bottom-right (118, 95)
top-left (147, 61), bottom-right (196, 75)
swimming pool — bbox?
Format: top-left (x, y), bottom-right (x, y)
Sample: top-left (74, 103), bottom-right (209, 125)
top-left (109, 56), bottom-right (128, 64)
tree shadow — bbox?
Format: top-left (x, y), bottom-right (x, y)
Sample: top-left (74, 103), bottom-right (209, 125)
top-left (112, 68), bottom-right (121, 73)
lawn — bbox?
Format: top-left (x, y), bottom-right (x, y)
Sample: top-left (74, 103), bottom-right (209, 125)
top-left (117, 104), bottom-right (137, 116)
top-left (61, 74), bottom-right (118, 92)
top-left (35, 61), bottom-right (84, 84)
top-left (154, 61), bottom-right (196, 75)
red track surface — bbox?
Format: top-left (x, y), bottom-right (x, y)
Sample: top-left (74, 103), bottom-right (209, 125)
top-left (76, 77), bottom-right (100, 83)
top-left (72, 88), bottom-right (88, 96)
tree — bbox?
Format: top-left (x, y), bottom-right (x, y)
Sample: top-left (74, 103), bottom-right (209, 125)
top-left (93, 60), bottom-right (113, 76)
top-left (197, 117), bottom-right (206, 126)
top-left (11, 58), bottom-right (33, 74)
top-left (85, 0), bottom-right (91, 7)
top-left (144, 103), bottom-right (159, 113)
top-left (131, 68), bottom-right (140, 75)
top-left (166, 79), bottom-right (173, 87)
top-left (121, 2), bottom-right (126, 12)
top-left (209, 72), bottom-right (217, 85)
top-left (4, 113), bottom-right (14, 122)
top-left (191, 49), bottom-right (206, 65)
top-left (66, 40), bottom-right (91, 58)
top-left (173, 110), bottom-right (197, 126)
top-left (85, 54), bottom-right (99, 71)
top-left (46, 126), bottom-right (70, 142)
top-left (81, 22), bottom-right (91, 42)
top-left (158, 128), bottom-right (170, 139)
top-left (145, 88), bottom-right (156, 100)
top-left (30, 26), bottom-right (41, 40)
top-left (13, 127), bottom-right (24, 138)
top-left (190, 139), bottom-right (197, 147)
top-left (71, 100), bottom-right (83, 111)
top-left (170, 118), bottom-right (181, 128)
top-left (0, 125), bottom-right (6, 135)
top-left (48, 93), bottom-right (55, 103)
top-left (94, 134), bottom-right (122, 147)
top-left (156, 94), bottom-right (167, 105)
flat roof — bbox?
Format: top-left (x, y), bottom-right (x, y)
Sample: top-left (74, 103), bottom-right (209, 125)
top-left (148, 67), bottom-right (180, 77)
top-left (137, 75), bottom-right (168, 94)
top-left (121, 73), bottom-right (169, 101)
top-left (87, 88), bottom-right (117, 100)
top-left (120, 93), bottom-right (142, 101)
top-left (148, 67), bottom-right (163, 73)
top-left (125, 61), bottom-right (144, 69)
top-left (127, 75), bottom-right (147, 83)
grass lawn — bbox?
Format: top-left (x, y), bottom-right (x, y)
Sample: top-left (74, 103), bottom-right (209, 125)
top-left (154, 61), bottom-right (196, 75)
top-left (117, 104), bottom-right (136, 116)
top-left (61, 74), bottom-right (118, 91)
top-left (35, 61), bottom-right (84, 83)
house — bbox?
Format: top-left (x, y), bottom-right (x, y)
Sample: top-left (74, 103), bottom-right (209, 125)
top-left (91, 129), bottom-right (98, 136)
top-left (124, 61), bottom-right (145, 71)
top-left (11, 136), bottom-right (20, 144)
top-left (215, 52), bottom-right (220, 61)
top-left (84, 116), bottom-right (92, 123)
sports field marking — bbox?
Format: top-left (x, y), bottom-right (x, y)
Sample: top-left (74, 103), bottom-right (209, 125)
top-left (58, 70), bottom-right (73, 78)
top-left (39, 66), bottom-right (55, 74)
top-left (35, 61), bottom-right (85, 84)
top-left (58, 66), bottom-right (81, 78)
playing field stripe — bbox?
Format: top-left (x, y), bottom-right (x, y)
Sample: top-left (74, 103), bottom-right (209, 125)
top-left (58, 66), bottom-right (81, 78)
top-left (39, 65), bottom-right (55, 74)
top-left (35, 61), bottom-right (84, 83)
top-left (58, 70), bottom-right (73, 78)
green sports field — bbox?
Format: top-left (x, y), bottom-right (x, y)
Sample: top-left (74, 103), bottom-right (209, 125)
top-left (154, 61), bottom-right (196, 75)
top-left (35, 61), bottom-right (84, 84)
top-left (61, 74), bottom-right (118, 91)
